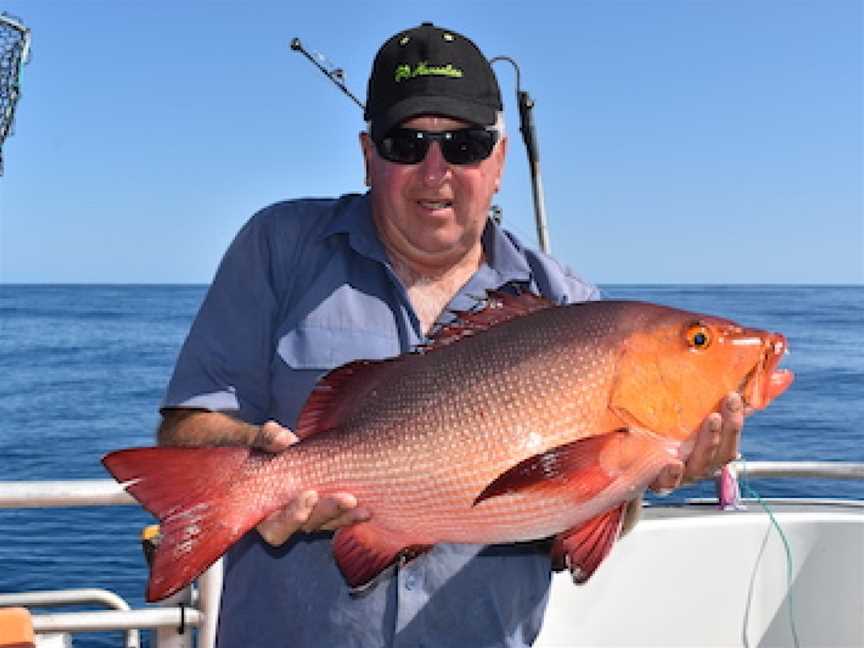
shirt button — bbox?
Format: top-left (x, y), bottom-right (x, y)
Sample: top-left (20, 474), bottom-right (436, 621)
top-left (403, 574), bottom-right (417, 590)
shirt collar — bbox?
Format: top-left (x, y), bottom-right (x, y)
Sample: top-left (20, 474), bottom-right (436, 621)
top-left (320, 192), bottom-right (390, 264)
top-left (480, 217), bottom-right (532, 286)
top-left (321, 192), bottom-right (533, 286)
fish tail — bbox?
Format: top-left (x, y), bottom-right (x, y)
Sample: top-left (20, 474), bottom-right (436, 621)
top-left (103, 446), bottom-right (299, 602)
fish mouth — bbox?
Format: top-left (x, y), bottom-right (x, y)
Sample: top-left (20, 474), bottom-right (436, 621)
top-left (737, 332), bottom-right (794, 410)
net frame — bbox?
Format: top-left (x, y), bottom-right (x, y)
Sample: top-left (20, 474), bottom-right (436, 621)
top-left (0, 13), bottom-right (31, 175)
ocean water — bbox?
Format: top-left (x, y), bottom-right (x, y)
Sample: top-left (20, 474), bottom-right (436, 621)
top-left (1, 284), bottom-right (862, 646)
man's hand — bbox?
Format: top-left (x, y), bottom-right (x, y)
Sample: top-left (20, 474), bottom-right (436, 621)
top-left (253, 421), bottom-right (370, 546)
top-left (622, 393), bottom-right (745, 536)
top-left (651, 392), bottom-right (745, 492)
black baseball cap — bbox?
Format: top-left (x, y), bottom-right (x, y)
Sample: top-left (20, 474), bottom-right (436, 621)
top-left (364, 22), bottom-right (503, 141)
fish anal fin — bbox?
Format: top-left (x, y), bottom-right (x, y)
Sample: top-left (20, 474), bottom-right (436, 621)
top-left (295, 358), bottom-right (402, 439)
top-left (332, 523), bottom-right (431, 591)
top-left (473, 430), bottom-right (629, 505)
top-left (423, 290), bottom-right (556, 351)
top-left (551, 503), bottom-right (626, 583)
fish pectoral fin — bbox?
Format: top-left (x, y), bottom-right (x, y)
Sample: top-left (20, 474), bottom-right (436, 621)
top-left (473, 430), bottom-right (629, 506)
top-left (550, 502), bottom-right (627, 583)
top-left (332, 523), bottom-right (431, 592)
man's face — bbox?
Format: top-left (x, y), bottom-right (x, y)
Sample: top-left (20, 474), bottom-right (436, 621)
top-left (361, 115), bottom-right (507, 270)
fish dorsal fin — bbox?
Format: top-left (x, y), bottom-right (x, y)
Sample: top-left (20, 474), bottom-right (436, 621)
top-left (422, 289), bottom-right (556, 352)
top-left (294, 357), bottom-right (403, 439)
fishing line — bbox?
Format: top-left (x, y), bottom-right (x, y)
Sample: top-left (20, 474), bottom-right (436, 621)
top-left (738, 460), bottom-right (801, 648)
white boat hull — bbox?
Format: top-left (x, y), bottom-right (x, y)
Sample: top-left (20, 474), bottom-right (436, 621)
top-left (535, 501), bottom-right (864, 647)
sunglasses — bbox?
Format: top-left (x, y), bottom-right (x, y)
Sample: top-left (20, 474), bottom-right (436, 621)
top-left (374, 127), bottom-right (500, 166)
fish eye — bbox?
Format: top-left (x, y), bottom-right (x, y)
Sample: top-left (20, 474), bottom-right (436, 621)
top-left (686, 323), bottom-right (711, 350)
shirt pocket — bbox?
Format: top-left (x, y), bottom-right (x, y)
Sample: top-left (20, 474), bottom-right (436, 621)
top-left (275, 324), bottom-right (400, 370)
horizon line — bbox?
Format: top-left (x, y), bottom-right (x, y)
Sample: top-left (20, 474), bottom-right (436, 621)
top-left (2, 281), bottom-right (863, 288)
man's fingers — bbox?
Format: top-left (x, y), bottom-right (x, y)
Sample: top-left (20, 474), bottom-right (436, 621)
top-left (302, 493), bottom-right (369, 533)
top-left (252, 420), bottom-right (299, 453)
top-left (683, 413), bottom-right (722, 483)
top-left (319, 507), bottom-right (372, 532)
top-left (714, 393), bottom-right (744, 468)
top-left (681, 393), bottom-right (745, 485)
top-left (256, 490), bottom-right (318, 546)
top-left (649, 460), bottom-right (684, 493)
top-left (256, 490), bottom-right (370, 545)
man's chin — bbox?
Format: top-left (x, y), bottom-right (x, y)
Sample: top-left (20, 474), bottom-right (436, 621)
top-left (396, 234), bottom-right (480, 269)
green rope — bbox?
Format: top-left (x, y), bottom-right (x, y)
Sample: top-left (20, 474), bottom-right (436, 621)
top-left (739, 462), bottom-right (801, 648)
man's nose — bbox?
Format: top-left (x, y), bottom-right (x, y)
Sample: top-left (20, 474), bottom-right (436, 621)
top-left (419, 141), bottom-right (450, 186)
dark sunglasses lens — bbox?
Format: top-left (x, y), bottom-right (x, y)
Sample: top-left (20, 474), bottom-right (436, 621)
top-left (441, 130), bottom-right (497, 165)
top-left (377, 130), bottom-right (428, 164)
top-left (376, 128), bottom-right (498, 165)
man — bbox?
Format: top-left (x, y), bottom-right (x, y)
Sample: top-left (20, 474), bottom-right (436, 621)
top-left (158, 23), bottom-right (745, 647)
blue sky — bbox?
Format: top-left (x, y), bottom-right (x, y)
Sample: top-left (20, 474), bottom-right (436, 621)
top-left (1, 1), bottom-right (861, 284)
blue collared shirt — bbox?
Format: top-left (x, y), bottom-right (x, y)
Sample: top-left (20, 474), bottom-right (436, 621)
top-left (164, 192), bottom-right (598, 648)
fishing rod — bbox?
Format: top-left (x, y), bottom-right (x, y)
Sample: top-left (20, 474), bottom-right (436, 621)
top-left (490, 55), bottom-right (550, 254)
top-left (289, 37), bottom-right (365, 111)
top-left (290, 37), bottom-right (551, 253)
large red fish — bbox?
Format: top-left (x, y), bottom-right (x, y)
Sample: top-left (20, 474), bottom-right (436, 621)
top-left (103, 292), bottom-right (793, 602)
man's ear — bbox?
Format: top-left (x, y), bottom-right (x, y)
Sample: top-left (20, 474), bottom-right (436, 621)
top-left (494, 134), bottom-right (508, 193)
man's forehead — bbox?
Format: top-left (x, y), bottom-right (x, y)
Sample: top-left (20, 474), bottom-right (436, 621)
top-left (400, 114), bottom-right (474, 130)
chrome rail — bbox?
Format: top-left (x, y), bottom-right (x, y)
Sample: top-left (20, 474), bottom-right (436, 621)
top-left (715, 460), bottom-right (864, 510)
top-left (730, 460), bottom-right (864, 480)
top-left (30, 606), bottom-right (201, 634)
top-left (0, 578), bottom-right (215, 648)
top-left (0, 480), bottom-right (134, 508)
top-left (0, 589), bottom-right (140, 648)
top-left (0, 479), bottom-right (219, 648)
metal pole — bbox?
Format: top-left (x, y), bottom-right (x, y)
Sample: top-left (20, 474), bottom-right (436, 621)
top-left (30, 608), bottom-right (201, 634)
top-left (731, 460), bottom-right (864, 480)
top-left (196, 559), bottom-right (224, 648)
top-left (490, 56), bottom-right (551, 254)
top-left (0, 480), bottom-right (135, 508)
top-left (153, 586), bottom-right (195, 648)
top-left (517, 89), bottom-right (550, 254)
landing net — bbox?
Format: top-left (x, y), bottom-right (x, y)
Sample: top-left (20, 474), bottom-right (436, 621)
top-left (0, 13), bottom-right (31, 175)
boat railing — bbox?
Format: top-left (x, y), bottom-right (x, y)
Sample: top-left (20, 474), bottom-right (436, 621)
top-left (1, 460), bottom-right (862, 647)
top-left (0, 588), bottom-right (172, 648)
top-left (729, 460), bottom-right (864, 480)
top-left (0, 480), bottom-right (221, 648)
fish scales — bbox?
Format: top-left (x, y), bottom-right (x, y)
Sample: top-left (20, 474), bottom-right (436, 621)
top-left (277, 303), bottom-right (624, 538)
